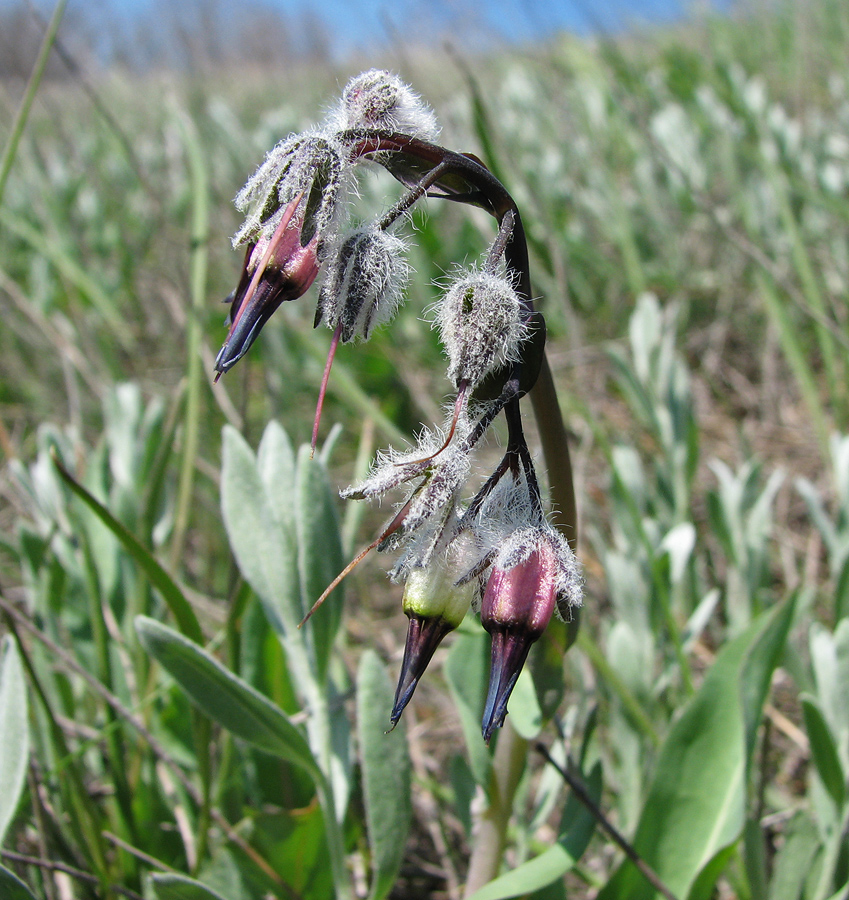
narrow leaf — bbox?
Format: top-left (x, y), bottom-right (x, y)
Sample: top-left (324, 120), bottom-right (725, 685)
top-left (151, 873), bottom-right (229, 900)
top-left (357, 651), bottom-right (412, 900)
top-left (296, 446), bottom-right (345, 683)
top-left (53, 454), bottom-right (202, 643)
top-left (0, 865), bottom-right (38, 900)
top-left (0, 636), bottom-right (29, 847)
top-left (801, 695), bottom-right (845, 810)
top-left (135, 617), bottom-right (319, 780)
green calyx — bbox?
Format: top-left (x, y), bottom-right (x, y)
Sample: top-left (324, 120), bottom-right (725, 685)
top-left (402, 566), bottom-right (475, 628)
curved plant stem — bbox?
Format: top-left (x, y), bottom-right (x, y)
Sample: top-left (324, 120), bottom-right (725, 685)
top-left (528, 354), bottom-right (578, 549)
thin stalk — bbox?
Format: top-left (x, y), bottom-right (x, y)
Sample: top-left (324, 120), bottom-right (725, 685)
top-left (536, 745), bottom-right (679, 900)
top-left (463, 722), bottom-right (529, 896)
top-left (170, 111), bottom-right (209, 572)
top-left (289, 324), bottom-right (408, 446)
top-left (0, 0), bottom-right (67, 207)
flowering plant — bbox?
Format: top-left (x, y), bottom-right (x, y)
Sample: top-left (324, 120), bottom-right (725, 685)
top-left (215, 70), bottom-right (582, 743)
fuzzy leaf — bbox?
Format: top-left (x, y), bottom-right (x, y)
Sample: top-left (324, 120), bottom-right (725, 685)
top-left (0, 636), bottom-right (29, 847)
top-left (357, 651), bottom-right (412, 900)
top-left (221, 425), bottom-right (302, 636)
top-left (296, 445), bottom-right (345, 683)
top-left (597, 599), bottom-right (794, 900)
top-left (136, 617), bottom-right (319, 781)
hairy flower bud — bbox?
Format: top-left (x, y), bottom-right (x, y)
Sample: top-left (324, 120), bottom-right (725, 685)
top-left (315, 227), bottom-right (409, 342)
top-left (480, 529), bottom-right (582, 742)
top-left (333, 69), bottom-right (439, 142)
top-left (233, 133), bottom-right (347, 249)
top-left (437, 270), bottom-right (528, 389)
top-left (391, 564), bottom-right (478, 726)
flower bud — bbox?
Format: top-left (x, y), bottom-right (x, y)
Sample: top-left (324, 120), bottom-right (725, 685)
top-left (315, 227), bottom-right (408, 342)
top-left (437, 270), bottom-right (528, 389)
top-left (233, 133), bottom-right (346, 250)
top-left (334, 69), bottom-right (439, 142)
top-left (480, 536), bottom-right (559, 743)
top-left (215, 196), bottom-right (320, 376)
top-left (391, 566), bottom-right (477, 726)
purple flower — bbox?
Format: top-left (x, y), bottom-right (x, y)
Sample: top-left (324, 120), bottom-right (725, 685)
top-left (215, 196), bottom-right (319, 377)
top-left (480, 536), bottom-right (559, 743)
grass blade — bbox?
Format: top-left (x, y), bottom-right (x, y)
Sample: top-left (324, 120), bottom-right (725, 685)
top-left (53, 453), bottom-right (203, 643)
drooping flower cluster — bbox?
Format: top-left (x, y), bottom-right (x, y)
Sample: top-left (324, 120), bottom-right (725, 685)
top-left (215, 70), bottom-right (582, 741)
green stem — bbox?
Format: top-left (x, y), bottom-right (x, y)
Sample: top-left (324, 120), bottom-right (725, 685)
top-left (170, 110), bottom-right (209, 572)
top-left (463, 722), bottom-right (529, 896)
top-left (0, 0), bottom-right (67, 207)
top-left (528, 353), bottom-right (578, 549)
top-left (316, 774), bottom-right (355, 900)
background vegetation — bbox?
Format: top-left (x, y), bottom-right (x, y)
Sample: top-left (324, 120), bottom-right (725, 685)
top-left (1, 0), bottom-right (849, 897)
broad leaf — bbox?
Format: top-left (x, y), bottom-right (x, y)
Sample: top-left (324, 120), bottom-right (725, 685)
top-left (357, 651), bottom-right (412, 900)
top-left (257, 421), bottom-right (297, 535)
top-left (0, 636), bottom-right (29, 847)
top-left (136, 617), bottom-right (319, 780)
top-left (221, 426), bottom-right (303, 637)
top-left (597, 600), bottom-right (794, 900)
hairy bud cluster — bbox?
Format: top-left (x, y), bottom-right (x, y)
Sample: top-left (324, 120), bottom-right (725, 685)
top-left (315, 227), bottom-right (409, 342)
top-left (437, 270), bottom-right (529, 388)
top-left (233, 133), bottom-right (347, 249)
top-left (332, 68), bottom-right (440, 141)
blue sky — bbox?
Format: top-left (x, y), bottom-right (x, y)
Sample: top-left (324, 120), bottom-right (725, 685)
top-left (7, 0), bottom-right (736, 60)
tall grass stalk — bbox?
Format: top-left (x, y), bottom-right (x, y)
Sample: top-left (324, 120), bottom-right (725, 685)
top-left (169, 111), bottom-right (210, 574)
top-left (0, 0), bottom-right (67, 208)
